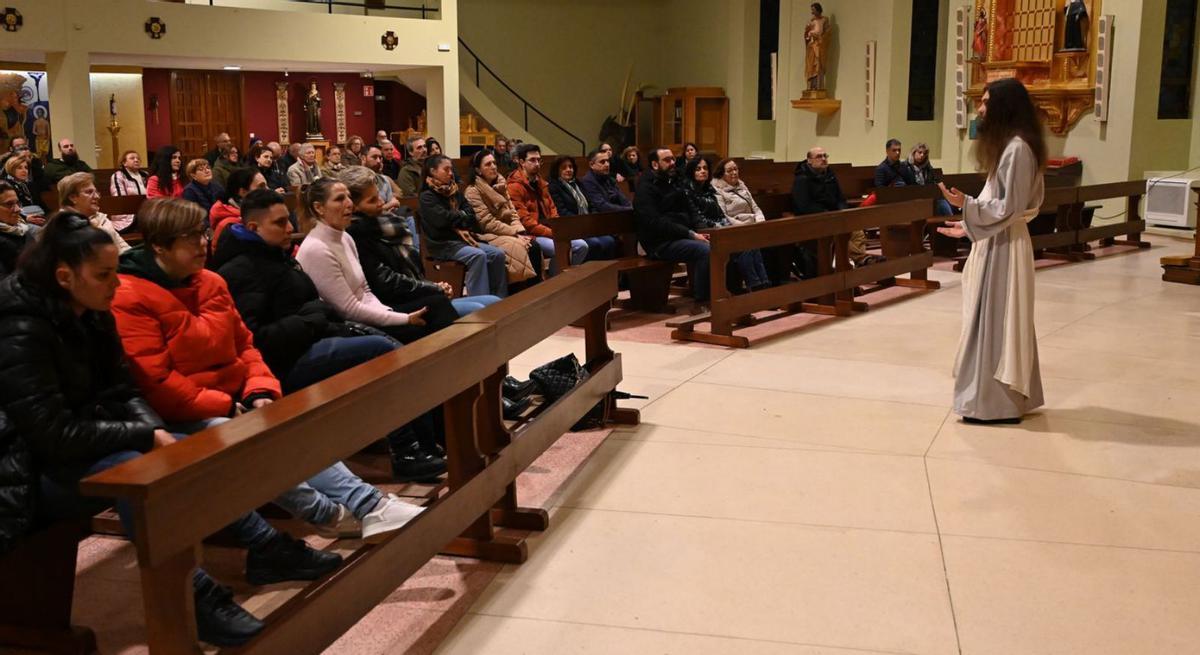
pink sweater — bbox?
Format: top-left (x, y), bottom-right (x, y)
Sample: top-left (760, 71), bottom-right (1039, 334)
top-left (295, 221), bottom-right (410, 326)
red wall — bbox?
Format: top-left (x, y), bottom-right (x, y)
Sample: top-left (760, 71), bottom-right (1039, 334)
top-left (142, 69), bottom-right (173, 154)
top-left (141, 70), bottom-right (390, 152)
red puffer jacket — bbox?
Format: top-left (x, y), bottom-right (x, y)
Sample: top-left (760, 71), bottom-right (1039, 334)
top-left (209, 200), bottom-right (241, 250)
top-left (111, 247), bottom-right (281, 423)
top-left (505, 168), bottom-right (557, 238)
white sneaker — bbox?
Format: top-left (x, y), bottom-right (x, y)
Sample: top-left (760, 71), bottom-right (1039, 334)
top-left (362, 494), bottom-right (425, 543)
top-left (314, 504), bottom-right (362, 539)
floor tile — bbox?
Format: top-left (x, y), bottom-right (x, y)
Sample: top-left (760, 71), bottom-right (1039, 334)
top-left (943, 535), bottom-right (1200, 655)
top-left (555, 439), bottom-right (936, 533)
top-left (639, 381), bottom-right (950, 455)
top-left (467, 508), bottom-right (960, 655)
top-left (928, 457), bottom-right (1200, 551)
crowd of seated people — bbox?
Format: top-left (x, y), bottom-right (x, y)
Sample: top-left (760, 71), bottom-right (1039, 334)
top-left (463, 149), bottom-right (542, 289)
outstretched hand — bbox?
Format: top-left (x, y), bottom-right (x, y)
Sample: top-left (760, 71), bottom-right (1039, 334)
top-left (937, 221), bottom-right (966, 239)
top-left (938, 182), bottom-right (966, 209)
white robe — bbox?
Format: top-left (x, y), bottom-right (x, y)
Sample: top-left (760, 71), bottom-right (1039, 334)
top-left (953, 137), bottom-right (1044, 419)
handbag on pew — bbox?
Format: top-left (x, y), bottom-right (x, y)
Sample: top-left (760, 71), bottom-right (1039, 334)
top-left (527, 354), bottom-right (647, 431)
top-left (336, 320), bottom-right (404, 347)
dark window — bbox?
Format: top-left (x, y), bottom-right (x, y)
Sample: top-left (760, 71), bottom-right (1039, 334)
top-left (1158, 0), bottom-right (1197, 119)
top-left (907, 0), bottom-right (940, 121)
top-left (758, 0), bottom-right (780, 120)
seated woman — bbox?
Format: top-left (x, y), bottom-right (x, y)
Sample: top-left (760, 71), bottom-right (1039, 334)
top-left (112, 197), bottom-right (425, 539)
top-left (615, 146), bottom-right (643, 191)
top-left (58, 172), bottom-right (131, 254)
top-left (0, 212), bottom-right (342, 647)
top-left (418, 155), bottom-right (508, 298)
top-left (182, 158), bottom-right (225, 214)
top-left (547, 155), bottom-right (618, 261)
top-left (109, 149), bottom-right (149, 232)
top-left (905, 142), bottom-right (954, 217)
top-left (340, 166), bottom-right (500, 317)
top-left (212, 146), bottom-right (241, 189)
top-left (1, 153), bottom-right (45, 225)
top-left (712, 159), bottom-right (766, 225)
top-left (463, 150), bottom-right (542, 289)
top-left (296, 178), bottom-right (443, 344)
top-left (321, 144), bottom-right (347, 178)
top-left (249, 143), bottom-right (288, 193)
top-left (210, 167), bottom-right (268, 247)
top-left (425, 138), bottom-right (461, 184)
top-left (342, 135), bottom-right (365, 167)
top-left (211, 188), bottom-right (446, 481)
top-left (0, 181), bottom-right (35, 276)
top-left (147, 145), bottom-right (185, 199)
top-left (682, 157), bottom-right (770, 292)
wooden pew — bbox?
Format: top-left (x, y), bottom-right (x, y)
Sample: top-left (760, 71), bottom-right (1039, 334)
top-left (75, 261), bottom-right (629, 654)
top-left (99, 194), bottom-right (146, 217)
top-left (1160, 187), bottom-right (1200, 284)
top-left (668, 199), bottom-right (939, 347)
top-left (551, 210), bottom-right (678, 313)
top-left (1075, 180), bottom-right (1150, 252)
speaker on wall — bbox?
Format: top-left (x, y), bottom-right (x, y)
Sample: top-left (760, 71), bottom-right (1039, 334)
top-left (1094, 14), bottom-right (1113, 122)
top-left (954, 5), bottom-right (969, 129)
top-left (865, 40), bottom-right (877, 124)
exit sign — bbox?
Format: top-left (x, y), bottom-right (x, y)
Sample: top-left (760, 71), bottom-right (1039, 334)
top-left (362, 84), bottom-right (374, 97)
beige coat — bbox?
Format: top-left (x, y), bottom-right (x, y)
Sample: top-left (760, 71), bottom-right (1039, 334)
top-left (712, 178), bottom-right (766, 225)
top-left (90, 211), bottom-right (131, 254)
top-left (464, 177), bottom-right (539, 282)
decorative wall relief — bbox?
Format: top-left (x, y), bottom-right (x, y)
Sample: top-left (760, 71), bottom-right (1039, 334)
top-left (145, 17), bottom-right (166, 39)
top-left (0, 70), bottom-right (49, 157)
top-left (2, 7), bottom-right (23, 32)
top-left (275, 81), bottom-right (289, 144)
top-left (333, 82), bottom-right (347, 145)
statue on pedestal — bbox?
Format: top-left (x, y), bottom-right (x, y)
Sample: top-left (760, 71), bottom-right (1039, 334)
top-left (304, 81), bottom-right (323, 139)
top-left (804, 3), bottom-right (831, 94)
top-left (972, 8), bottom-right (988, 61)
top-left (1062, 0), bottom-right (1089, 52)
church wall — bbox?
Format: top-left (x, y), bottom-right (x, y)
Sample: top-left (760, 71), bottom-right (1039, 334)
top-left (1128, 0), bottom-right (1193, 181)
top-left (886, 0), bottom-right (950, 161)
top-left (89, 72), bottom-right (147, 169)
top-left (1192, 32), bottom-right (1200, 169)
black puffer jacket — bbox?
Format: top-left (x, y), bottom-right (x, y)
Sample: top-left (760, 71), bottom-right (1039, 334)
top-left (681, 180), bottom-right (729, 229)
top-left (0, 230), bottom-right (34, 279)
top-left (212, 223), bottom-right (344, 380)
top-left (0, 275), bottom-right (160, 555)
top-left (345, 211), bottom-right (444, 308)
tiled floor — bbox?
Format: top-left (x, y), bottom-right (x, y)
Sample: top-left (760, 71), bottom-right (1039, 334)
top-left (51, 235), bottom-right (1200, 655)
top-left (437, 235), bottom-right (1200, 655)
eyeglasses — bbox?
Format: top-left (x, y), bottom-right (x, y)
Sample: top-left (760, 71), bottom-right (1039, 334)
top-left (0, 199), bottom-right (20, 208)
top-left (173, 228), bottom-right (213, 245)
top-left (810, 153), bottom-right (829, 160)
top-left (525, 157), bottom-right (542, 164)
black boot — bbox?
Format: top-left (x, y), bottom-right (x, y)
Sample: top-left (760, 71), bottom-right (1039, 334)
top-left (245, 532), bottom-right (343, 586)
top-left (502, 375), bottom-right (536, 401)
top-left (389, 439), bottom-right (447, 483)
top-left (194, 574), bottom-right (264, 647)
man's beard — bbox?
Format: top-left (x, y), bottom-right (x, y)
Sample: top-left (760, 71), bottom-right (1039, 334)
top-left (62, 152), bottom-right (79, 165)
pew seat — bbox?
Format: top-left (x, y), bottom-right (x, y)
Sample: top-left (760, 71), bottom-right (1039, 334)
top-left (551, 210), bottom-right (678, 314)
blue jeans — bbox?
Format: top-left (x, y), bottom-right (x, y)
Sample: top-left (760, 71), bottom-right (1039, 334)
top-left (652, 239), bottom-right (711, 301)
top-left (732, 250), bottom-right (769, 289)
top-left (172, 413), bottom-right (381, 524)
top-left (534, 236), bottom-right (588, 276)
top-left (403, 213), bottom-right (421, 255)
top-left (934, 198), bottom-right (954, 217)
top-left (444, 242), bottom-right (508, 297)
top-left (583, 235), bottom-right (619, 261)
top-left (451, 294), bottom-right (502, 316)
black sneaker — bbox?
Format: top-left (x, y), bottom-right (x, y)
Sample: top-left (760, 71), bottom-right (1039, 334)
top-left (245, 533), bottom-right (343, 586)
top-left (389, 439), bottom-right (446, 483)
top-left (194, 576), bottom-right (264, 647)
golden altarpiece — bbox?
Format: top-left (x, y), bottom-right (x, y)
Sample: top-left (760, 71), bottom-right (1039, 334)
top-left (967, 0), bottom-right (1100, 134)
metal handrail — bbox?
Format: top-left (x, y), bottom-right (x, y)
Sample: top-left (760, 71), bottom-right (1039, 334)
top-left (204, 0), bottom-right (440, 18)
top-left (459, 38), bottom-right (586, 155)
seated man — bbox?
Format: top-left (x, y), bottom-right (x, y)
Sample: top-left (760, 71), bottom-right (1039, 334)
top-left (205, 132), bottom-right (233, 166)
top-left (286, 143), bottom-right (322, 187)
top-left (507, 144), bottom-right (587, 276)
top-left (579, 147), bottom-right (633, 213)
top-left (43, 138), bottom-right (92, 187)
top-left (794, 146), bottom-right (883, 267)
top-left (114, 197), bottom-right (429, 535)
top-left (379, 139), bottom-right (402, 181)
top-left (633, 147), bottom-right (712, 303)
top-left (397, 136), bottom-right (427, 195)
top-left (874, 138), bottom-right (913, 188)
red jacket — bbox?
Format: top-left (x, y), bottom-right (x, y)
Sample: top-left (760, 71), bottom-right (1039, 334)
top-left (146, 174), bottom-right (185, 199)
top-left (112, 249), bottom-right (281, 422)
top-left (506, 168), bottom-right (556, 238)
top-left (209, 200), bottom-right (241, 247)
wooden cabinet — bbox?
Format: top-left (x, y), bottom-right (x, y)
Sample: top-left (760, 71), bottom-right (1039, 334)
top-left (634, 87), bottom-right (729, 159)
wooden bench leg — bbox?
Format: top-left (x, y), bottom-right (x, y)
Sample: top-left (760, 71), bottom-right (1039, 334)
top-left (139, 547), bottom-right (202, 654)
top-left (0, 522), bottom-right (97, 655)
top-left (621, 267), bottom-right (676, 313)
top-left (440, 376), bottom-right (530, 564)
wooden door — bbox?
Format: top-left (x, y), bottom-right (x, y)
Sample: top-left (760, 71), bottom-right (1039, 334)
top-left (694, 97), bottom-right (728, 158)
top-left (170, 71), bottom-right (243, 160)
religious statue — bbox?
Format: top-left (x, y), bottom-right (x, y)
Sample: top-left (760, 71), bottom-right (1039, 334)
top-left (31, 106), bottom-right (48, 160)
top-left (804, 3), bottom-right (831, 92)
top-left (1062, 0), bottom-right (1089, 51)
top-left (304, 81), bottom-right (322, 138)
top-left (972, 8), bottom-right (988, 61)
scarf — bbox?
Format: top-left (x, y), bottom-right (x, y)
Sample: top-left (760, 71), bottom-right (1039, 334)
top-left (426, 177), bottom-right (459, 209)
top-left (566, 180), bottom-right (588, 213)
top-left (0, 219), bottom-right (28, 237)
